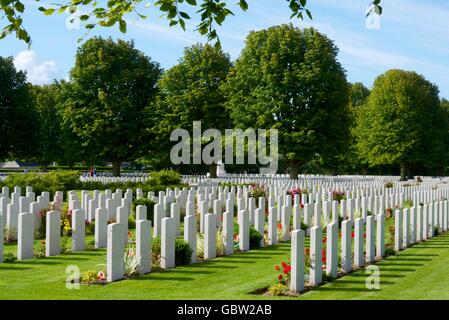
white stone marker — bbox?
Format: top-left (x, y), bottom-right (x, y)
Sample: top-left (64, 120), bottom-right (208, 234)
top-left (290, 229), bottom-right (305, 293)
top-left (117, 206), bottom-right (130, 243)
top-left (19, 196), bottom-right (30, 215)
top-left (326, 222), bottom-right (338, 279)
top-left (223, 211), bottom-right (234, 255)
top-left (95, 208), bottom-right (108, 248)
top-left (199, 200), bottom-right (208, 233)
top-left (293, 205), bottom-right (301, 230)
top-left (268, 207), bottom-right (277, 245)
top-left (213, 199), bottom-right (223, 229)
top-left (0, 208), bottom-right (3, 262)
top-left (403, 208), bottom-right (410, 248)
top-left (416, 205), bottom-right (423, 243)
top-left (410, 207), bottom-right (417, 244)
top-left (136, 205), bottom-right (147, 221)
top-left (6, 202), bottom-right (19, 239)
top-left (107, 223), bottom-right (125, 282)
top-left (184, 214), bottom-right (197, 262)
top-left (395, 209), bottom-right (403, 251)
top-left (136, 219), bottom-right (151, 275)
top-left (366, 215), bottom-right (375, 263)
top-left (422, 204), bottom-right (428, 241)
top-left (281, 205), bottom-right (291, 241)
top-left (161, 217), bottom-right (175, 269)
top-left (376, 213), bottom-right (385, 259)
top-left (239, 210), bottom-right (250, 251)
top-left (153, 203), bottom-right (163, 237)
top-left (18, 213), bottom-right (34, 260)
top-left (46, 211), bottom-right (61, 257)
top-left (254, 208), bottom-right (265, 247)
top-left (72, 209), bottom-right (85, 252)
top-left (170, 202), bottom-right (181, 237)
top-left (310, 226), bottom-right (322, 286)
top-left (354, 218), bottom-right (364, 269)
top-left (341, 219), bottom-right (352, 273)
top-left (204, 213), bottom-right (217, 260)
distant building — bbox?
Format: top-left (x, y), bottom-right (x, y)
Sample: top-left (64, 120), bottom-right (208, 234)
top-left (0, 161), bottom-right (39, 170)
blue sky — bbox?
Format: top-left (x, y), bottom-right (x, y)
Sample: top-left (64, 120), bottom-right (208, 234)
top-left (1, 0), bottom-right (448, 98)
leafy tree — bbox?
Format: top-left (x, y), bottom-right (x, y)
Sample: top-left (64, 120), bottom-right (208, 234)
top-left (354, 69), bottom-right (447, 181)
top-left (1, 0), bottom-right (382, 46)
top-left (350, 82), bottom-right (370, 107)
top-left (223, 25), bottom-right (350, 178)
top-left (30, 82), bottom-right (86, 167)
top-left (63, 37), bottom-right (162, 176)
top-left (0, 56), bottom-right (38, 160)
top-left (150, 43), bottom-right (232, 177)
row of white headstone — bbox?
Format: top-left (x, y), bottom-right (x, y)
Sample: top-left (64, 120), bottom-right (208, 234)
top-left (289, 200), bottom-right (449, 293)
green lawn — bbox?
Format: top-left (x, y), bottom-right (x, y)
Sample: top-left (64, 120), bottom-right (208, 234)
top-left (2, 231), bottom-right (449, 300)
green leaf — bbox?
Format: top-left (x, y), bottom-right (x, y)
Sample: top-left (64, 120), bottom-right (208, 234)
top-left (179, 12), bottom-right (190, 19)
top-left (186, 0), bottom-right (196, 5)
top-left (239, 0), bottom-right (248, 11)
top-left (119, 20), bottom-right (127, 33)
top-left (179, 18), bottom-right (186, 30)
top-left (44, 8), bottom-right (55, 16)
top-left (14, 1), bottom-right (25, 13)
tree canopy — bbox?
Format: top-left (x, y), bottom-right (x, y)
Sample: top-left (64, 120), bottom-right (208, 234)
top-left (354, 69), bottom-right (447, 180)
top-left (223, 24), bottom-right (350, 178)
top-left (62, 37), bottom-right (162, 176)
top-left (0, 56), bottom-right (38, 160)
top-left (1, 0), bottom-right (382, 46)
top-left (150, 43), bottom-right (232, 176)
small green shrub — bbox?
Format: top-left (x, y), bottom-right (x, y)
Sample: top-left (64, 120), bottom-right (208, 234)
top-left (385, 181), bottom-right (394, 188)
top-left (128, 215), bottom-right (136, 230)
top-left (384, 247), bottom-right (396, 257)
top-left (147, 170), bottom-right (182, 186)
top-left (85, 221), bottom-right (95, 235)
top-left (131, 198), bottom-right (155, 221)
top-left (175, 239), bottom-right (193, 266)
top-left (267, 283), bottom-right (288, 296)
top-left (3, 253), bottom-right (17, 263)
top-left (249, 227), bottom-right (263, 250)
top-left (152, 236), bottom-right (161, 267)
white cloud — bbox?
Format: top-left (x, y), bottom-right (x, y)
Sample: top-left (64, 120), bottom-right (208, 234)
top-left (13, 50), bottom-right (59, 84)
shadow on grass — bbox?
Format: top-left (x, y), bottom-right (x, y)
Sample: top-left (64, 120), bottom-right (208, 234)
top-left (135, 275), bottom-right (194, 282)
top-left (312, 286), bottom-right (381, 293)
top-left (396, 254), bottom-right (439, 257)
top-left (0, 265), bottom-right (32, 270)
top-left (349, 273), bottom-right (406, 278)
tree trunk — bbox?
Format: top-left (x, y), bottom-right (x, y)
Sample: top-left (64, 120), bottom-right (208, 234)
top-left (289, 162), bottom-right (299, 179)
top-left (400, 162), bottom-right (407, 181)
top-left (112, 160), bottom-right (122, 177)
top-left (209, 164), bottom-right (217, 178)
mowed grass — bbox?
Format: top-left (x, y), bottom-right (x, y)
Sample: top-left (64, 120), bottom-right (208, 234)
top-left (2, 231), bottom-right (449, 299)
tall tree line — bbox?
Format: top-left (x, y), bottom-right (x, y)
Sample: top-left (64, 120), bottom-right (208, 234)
top-left (1, 24), bottom-right (448, 179)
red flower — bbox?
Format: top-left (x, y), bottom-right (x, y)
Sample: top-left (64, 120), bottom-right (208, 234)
top-left (283, 266), bottom-right (291, 274)
top-left (300, 203), bottom-right (304, 209)
top-left (322, 257), bottom-right (327, 263)
top-left (277, 223), bottom-right (283, 230)
top-left (278, 274), bottom-right (283, 281)
top-left (275, 265), bottom-right (280, 271)
top-left (281, 261), bottom-right (286, 268)
top-left (305, 248), bottom-right (310, 255)
top-left (322, 237), bottom-right (327, 243)
top-left (363, 233), bottom-right (367, 239)
top-left (351, 231), bottom-right (355, 238)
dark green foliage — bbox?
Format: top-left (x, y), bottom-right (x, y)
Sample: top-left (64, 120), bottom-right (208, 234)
top-left (175, 239), bottom-right (193, 266)
top-left (1, 171), bottom-right (80, 196)
top-left (63, 37), bottom-right (162, 176)
top-left (224, 25), bottom-right (350, 178)
top-left (3, 253), bottom-right (17, 263)
top-left (249, 227), bottom-right (263, 250)
top-left (147, 170), bottom-right (182, 187)
top-left (131, 198), bottom-right (156, 222)
top-left (0, 57), bottom-right (38, 160)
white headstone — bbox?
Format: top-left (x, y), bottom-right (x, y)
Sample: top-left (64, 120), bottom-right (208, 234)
top-left (161, 217), bottom-right (175, 269)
